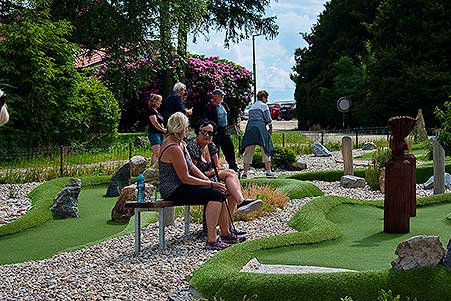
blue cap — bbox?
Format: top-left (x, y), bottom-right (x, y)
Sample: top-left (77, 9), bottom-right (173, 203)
top-left (212, 89), bottom-right (225, 97)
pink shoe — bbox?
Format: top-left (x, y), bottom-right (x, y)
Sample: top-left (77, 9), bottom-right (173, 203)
top-left (206, 239), bottom-right (231, 250)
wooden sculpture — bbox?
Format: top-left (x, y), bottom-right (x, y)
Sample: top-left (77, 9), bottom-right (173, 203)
top-left (384, 116), bottom-right (416, 233)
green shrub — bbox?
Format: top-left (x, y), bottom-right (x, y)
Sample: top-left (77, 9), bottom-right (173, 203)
top-left (325, 140), bottom-right (341, 151)
top-left (365, 148), bottom-right (391, 190)
top-left (271, 146), bottom-right (296, 168)
top-left (251, 148), bottom-right (264, 168)
top-left (435, 98), bottom-right (451, 154)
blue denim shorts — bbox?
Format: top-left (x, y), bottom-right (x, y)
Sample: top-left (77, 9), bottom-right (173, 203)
top-left (147, 132), bottom-right (163, 146)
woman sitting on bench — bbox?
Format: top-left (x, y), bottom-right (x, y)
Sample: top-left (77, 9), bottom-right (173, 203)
top-left (187, 119), bottom-right (263, 236)
top-left (158, 112), bottom-right (242, 250)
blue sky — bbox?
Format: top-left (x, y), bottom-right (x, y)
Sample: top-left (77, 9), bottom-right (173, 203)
top-left (188, 0), bottom-right (327, 101)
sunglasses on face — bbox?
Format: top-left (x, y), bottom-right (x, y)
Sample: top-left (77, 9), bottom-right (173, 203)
top-left (200, 129), bottom-right (215, 136)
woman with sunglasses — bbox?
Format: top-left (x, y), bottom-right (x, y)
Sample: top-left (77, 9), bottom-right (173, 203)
top-left (159, 113), bottom-right (241, 250)
top-left (187, 119), bottom-right (263, 235)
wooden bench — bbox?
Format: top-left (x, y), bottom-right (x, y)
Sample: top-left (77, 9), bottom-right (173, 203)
top-left (124, 200), bottom-right (191, 255)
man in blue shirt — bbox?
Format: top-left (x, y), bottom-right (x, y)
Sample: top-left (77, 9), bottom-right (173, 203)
top-left (204, 89), bottom-right (238, 172)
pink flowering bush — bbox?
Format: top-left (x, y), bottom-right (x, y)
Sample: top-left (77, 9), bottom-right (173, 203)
top-left (92, 53), bottom-right (253, 131)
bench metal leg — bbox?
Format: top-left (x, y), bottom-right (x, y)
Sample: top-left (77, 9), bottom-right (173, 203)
top-left (134, 208), bottom-right (141, 256)
top-left (184, 205), bottom-right (190, 239)
top-left (159, 207), bottom-right (166, 250)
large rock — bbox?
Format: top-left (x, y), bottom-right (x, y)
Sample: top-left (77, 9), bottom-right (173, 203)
top-left (340, 175), bottom-right (366, 188)
top-left (379, 167), bottom-right (385, 193)
top-left (312, 141), bottom-right (332, 157)
top-left (361, 142), bottom-right (377, 150)
top-left (111, 183), bottom-right (155, 222)
top-left (286, 162), bottom-right (307, 171)
top-left (422, 173), bottom-right (451, 190)
top-left (106, 156), bottom-right (148, 197)
top-left (392, 235), bottom-right (446, 271)
top-left (50, 178), bottom-right (81, 218)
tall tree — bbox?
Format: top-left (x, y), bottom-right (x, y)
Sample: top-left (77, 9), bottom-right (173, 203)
top-left (363, 0), bottom-right (451, 126)
top-left (291, 0), bottom-right (380, 128)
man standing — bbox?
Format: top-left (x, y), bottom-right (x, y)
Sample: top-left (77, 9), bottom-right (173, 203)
top-left (204, 89), bottom-right (239, 171)
top-left (161, 82), bottom-right (192, 125)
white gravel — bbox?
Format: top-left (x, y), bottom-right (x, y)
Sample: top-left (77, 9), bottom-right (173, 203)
top-left (0, 148), bottom-right (442, 300)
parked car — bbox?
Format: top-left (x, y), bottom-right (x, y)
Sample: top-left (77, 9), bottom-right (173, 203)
top-left (279, 101), bottom-right (296, 120)
top-left (267, 102), bottom-right (280, 120)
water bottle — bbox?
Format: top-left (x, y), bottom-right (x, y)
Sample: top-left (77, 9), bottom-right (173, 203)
top-left (137, 174), bottom-right (145, 203)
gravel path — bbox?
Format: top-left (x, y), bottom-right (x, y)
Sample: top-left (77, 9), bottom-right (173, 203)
top-left (0, 148), bottom-right (442, 300)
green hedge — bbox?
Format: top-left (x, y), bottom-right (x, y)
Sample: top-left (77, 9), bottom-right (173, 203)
top-left (190, 192), bottom-right (451, 300)
top-left (0, 176), bottom-right (110, 237)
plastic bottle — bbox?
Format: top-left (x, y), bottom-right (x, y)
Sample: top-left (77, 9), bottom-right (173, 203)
top-left (137, 174), bottom-right (145, 203)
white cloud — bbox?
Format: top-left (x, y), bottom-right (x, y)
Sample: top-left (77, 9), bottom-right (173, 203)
top-left (187, 0), bottom-right (327, 100)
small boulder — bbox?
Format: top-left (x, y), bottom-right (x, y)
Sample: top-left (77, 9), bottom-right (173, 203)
top-left (312, 142), bottom-right (332, 157)
top-left (50, 178), bottom-right (81, 218)
top-left (340, 175), bottom-right (366, 188)
top-left (286, 162), bottom-right (307, 171)
top-left (422, 173), bottom-right (451, 190)
top-left (143, 164), bottom-right (160, 186)
top-left (130, 155), bottom-right (147, 176)
top-left (106, 156), bottom-right (148, 197)
top-left (392, 235), bottom-right (446, 271)
top-left (379, 167), bottom-right (386, 193)
top-left (111, 183), bottom-right (155, 222)
top-left (361, 142), bottom-right (377, 150)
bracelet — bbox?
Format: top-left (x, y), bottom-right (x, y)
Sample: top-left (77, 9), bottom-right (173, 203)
top-left (210, 181), bottom-right (213, 188)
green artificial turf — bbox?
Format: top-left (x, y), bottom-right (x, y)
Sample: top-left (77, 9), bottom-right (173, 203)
top-left (256, 203), bottom-right (451, 271)
top-left (190, 193), bottom-right (451, 301)
top-left (0, 183), bottom-right (158, 264)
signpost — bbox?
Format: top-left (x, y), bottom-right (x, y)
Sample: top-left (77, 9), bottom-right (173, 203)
top-left (337, 97), bottom-right (352, 128)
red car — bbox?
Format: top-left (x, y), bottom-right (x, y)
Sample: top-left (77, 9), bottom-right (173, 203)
top-left (267, 103), bottom-right (280, 120)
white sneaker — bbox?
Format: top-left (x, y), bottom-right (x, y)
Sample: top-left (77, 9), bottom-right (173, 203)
top-left (266, 171), bottom-right (277, 179)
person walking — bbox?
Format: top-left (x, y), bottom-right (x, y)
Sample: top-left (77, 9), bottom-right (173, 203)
top-left (146, 94), bottom-right (167, 164)
top-left (240, 90), bottom-right (276, 179)
top-left (161, 82), bottom-right (192, 126)
top-left (203, 89), bottom-right (239, 172)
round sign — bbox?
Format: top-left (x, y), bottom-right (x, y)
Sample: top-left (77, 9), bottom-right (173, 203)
top-left (337, 97), bottom-right (352, 113)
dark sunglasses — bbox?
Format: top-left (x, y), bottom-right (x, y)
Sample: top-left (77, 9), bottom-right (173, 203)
top-left (200, 129), bottom-right (215, 136)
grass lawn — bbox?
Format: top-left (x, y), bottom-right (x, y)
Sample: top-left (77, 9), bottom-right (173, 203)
top-left (0, 184), bottom-right (157, 265)
top-left (355, 143), bottom-right (430, 161)
top-left (256, 202), bottom-right (451, 271)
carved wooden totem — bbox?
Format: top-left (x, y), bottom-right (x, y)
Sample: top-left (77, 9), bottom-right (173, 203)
top-left (384, 116), bottom-right (416, 233)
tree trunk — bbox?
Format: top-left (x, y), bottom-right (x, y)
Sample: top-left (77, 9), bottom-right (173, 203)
top-left (176, 21), bottom-right (188, 82)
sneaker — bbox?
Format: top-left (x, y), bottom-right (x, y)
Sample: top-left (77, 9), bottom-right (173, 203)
top-left (266, 171), bottom-right (278, 178)
top-left (241, 173), bottom-right (247, 179)
top-left (206, 239), bottom-right (231, 250)
top-left (220, 233), bottom-right (246, 244)
top-left (230, 226), bottom-right (247, 237)
top-left (237, 199), bottom-right (263, 215)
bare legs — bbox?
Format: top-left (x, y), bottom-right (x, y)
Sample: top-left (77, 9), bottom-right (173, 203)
top-left (151, 144), bottom-right (161, 165)
top-left (205, 201), bottom-right (231, 242)
top-left (219, 169), bottom-right (244, 210)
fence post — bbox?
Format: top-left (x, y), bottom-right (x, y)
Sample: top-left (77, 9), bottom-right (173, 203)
top-left (321, 131), bottom-right (324, 145)
top-left (282, 132), bottom-right (285, 147)
top-left (59, 144), bottom-right (64, 177)
top-left (355, 129), bottom-right (359, 148)
top-left (129, 140), bottom-right (132, 160)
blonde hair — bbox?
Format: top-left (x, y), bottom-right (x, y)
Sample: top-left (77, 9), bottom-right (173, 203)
top-left (167, 112), bottom-right (189, 139)
top-left (147, 94), bottom-right (162, 108)
top-left (0, 104), bottom-right (8, 126)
